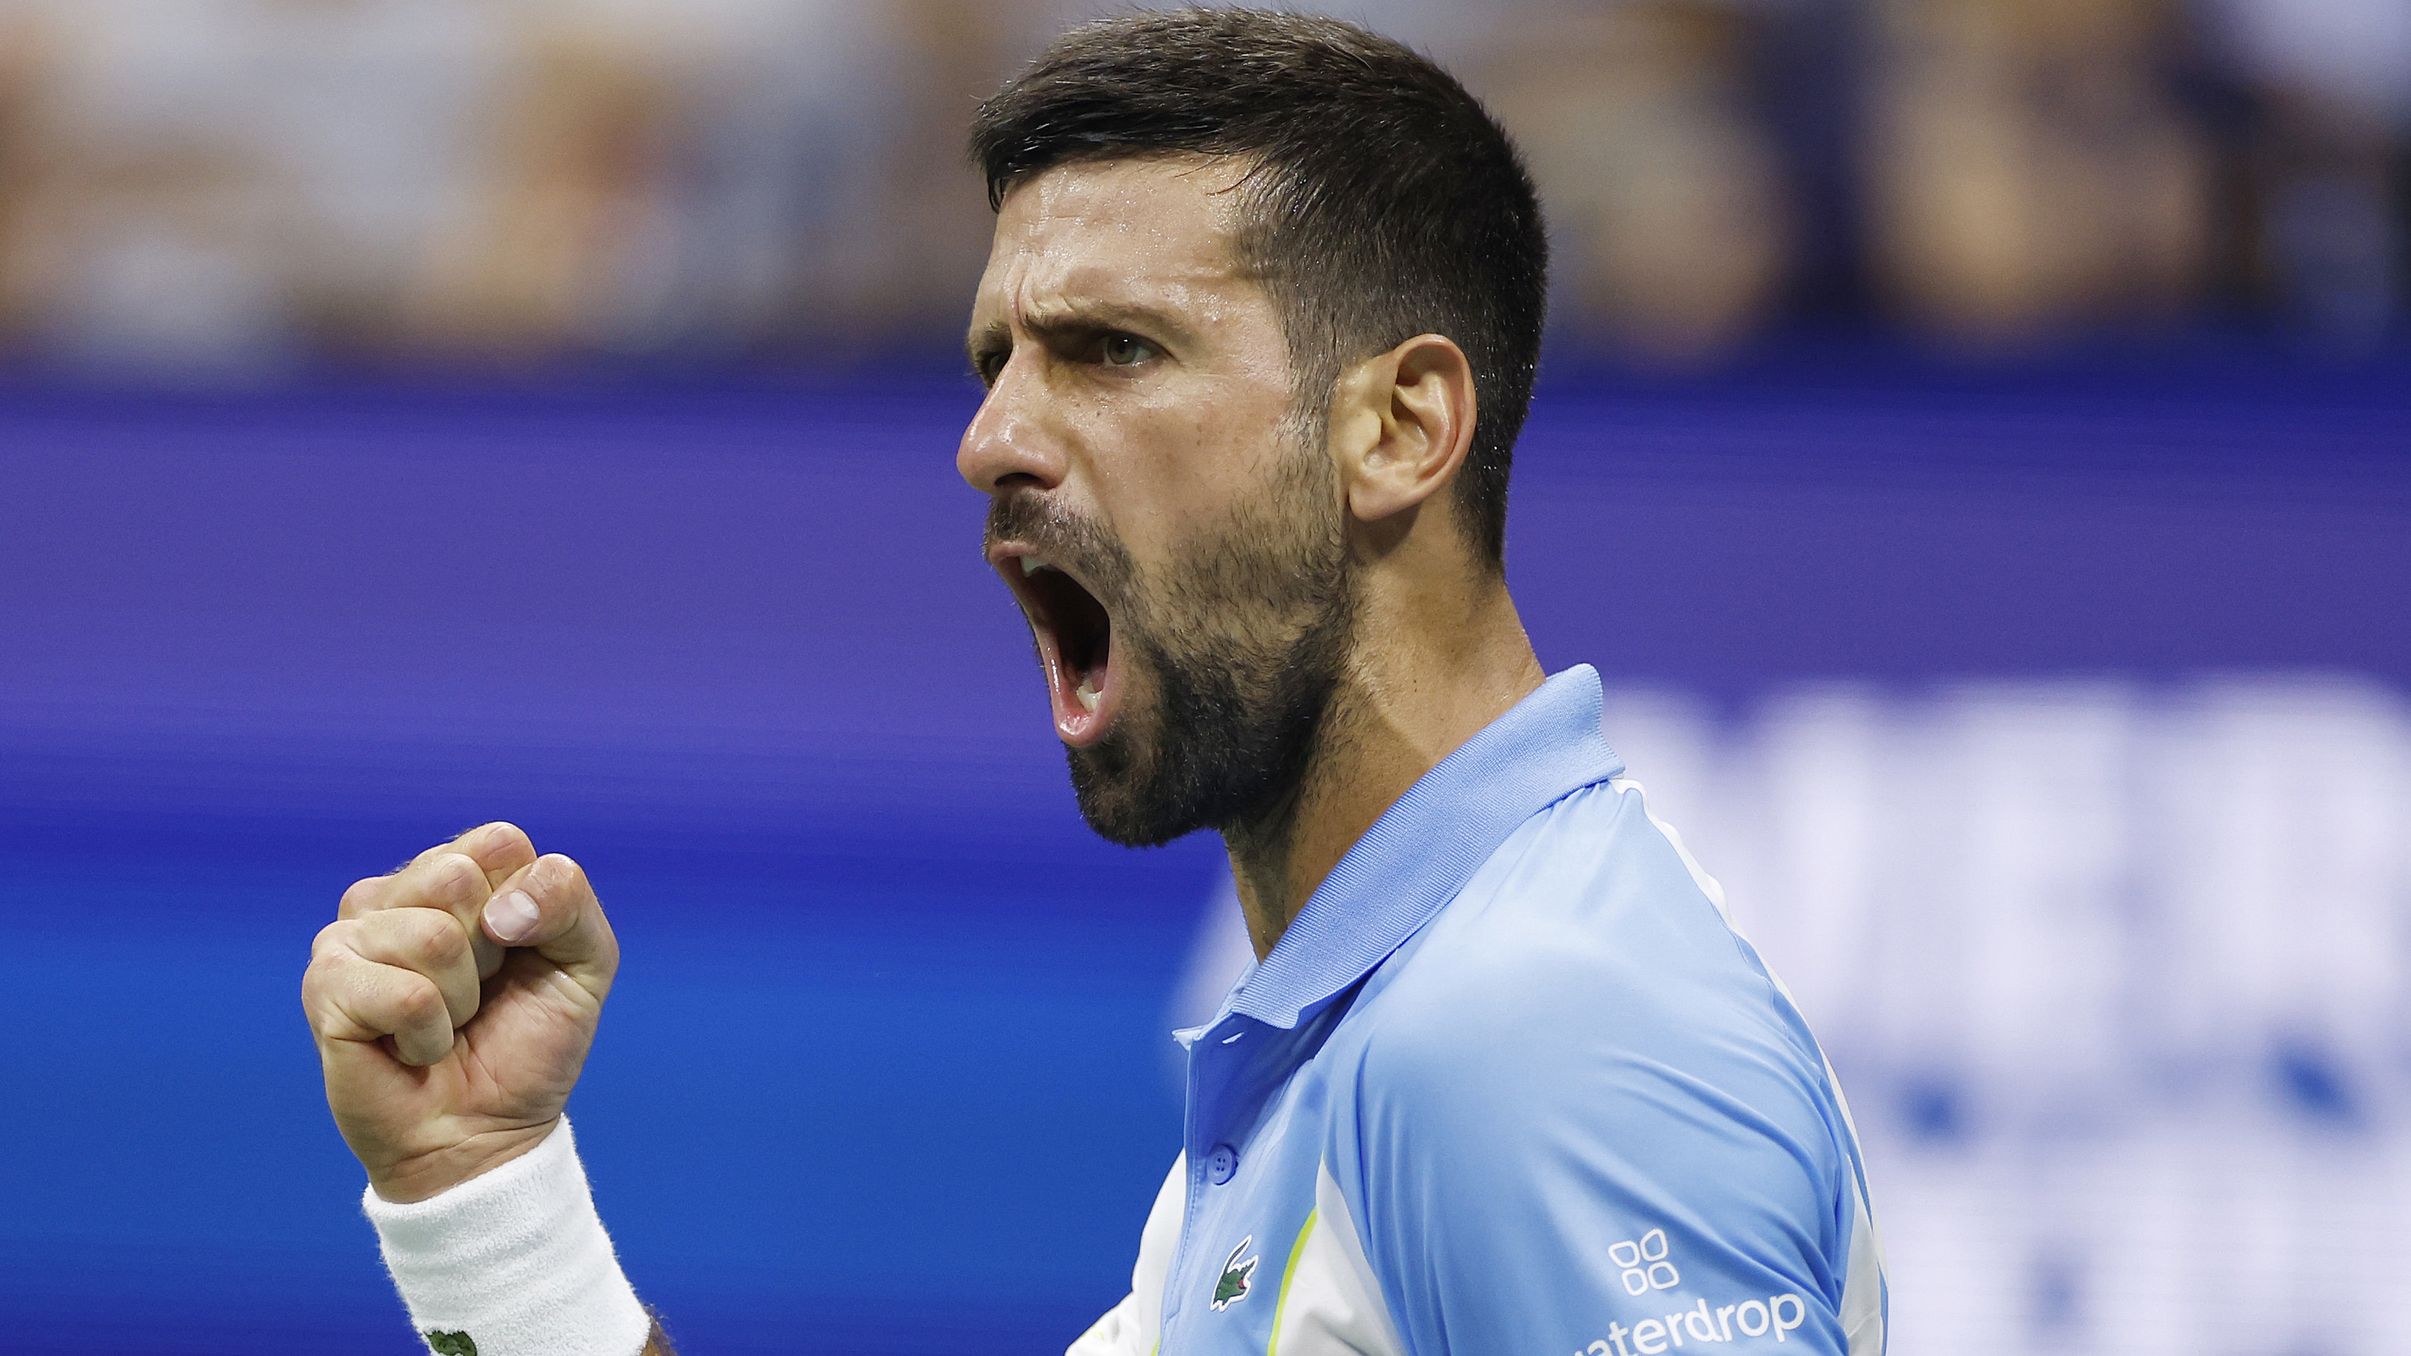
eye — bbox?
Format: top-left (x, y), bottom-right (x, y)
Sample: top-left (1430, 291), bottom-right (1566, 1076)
top-left (1099, 333), bottom-right (1155, 368)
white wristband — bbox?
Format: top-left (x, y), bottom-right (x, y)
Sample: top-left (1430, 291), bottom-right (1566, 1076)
top-left (363, 1117), bottom-right (651, 1356)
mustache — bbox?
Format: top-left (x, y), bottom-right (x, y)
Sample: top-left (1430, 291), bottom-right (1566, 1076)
top-left (984, 494), bottom-right (1130, 598)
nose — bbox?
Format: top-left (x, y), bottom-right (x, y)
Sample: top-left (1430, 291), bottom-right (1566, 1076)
top-left (957, 360), bottom-right (1067, 496)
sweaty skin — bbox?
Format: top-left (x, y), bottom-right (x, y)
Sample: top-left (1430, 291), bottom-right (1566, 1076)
top-left (961, 155), bottom-right (1547, 955)
top-left (307, 155), bottom-right (1539, 1356)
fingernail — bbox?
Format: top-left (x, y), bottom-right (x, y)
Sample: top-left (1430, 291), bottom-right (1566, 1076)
top-left (485, 890), bottom-right (540, 944)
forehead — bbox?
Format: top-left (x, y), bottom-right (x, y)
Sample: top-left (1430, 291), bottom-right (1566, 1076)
top-left (972, 156), bottom-right (1261, 325)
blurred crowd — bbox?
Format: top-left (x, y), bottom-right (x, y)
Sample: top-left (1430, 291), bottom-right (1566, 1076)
top-left (0, 0), bottom-right (2403, 377)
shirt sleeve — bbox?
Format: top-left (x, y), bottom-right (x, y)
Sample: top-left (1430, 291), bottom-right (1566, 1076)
top-left (1334, 975), bottom-right (1861, 1356)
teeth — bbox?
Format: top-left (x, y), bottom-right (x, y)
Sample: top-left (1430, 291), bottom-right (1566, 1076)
top-left (1075, 678), bottom-right (1101, 713)
top-left (1019, 556), bottom-right (1045, 577)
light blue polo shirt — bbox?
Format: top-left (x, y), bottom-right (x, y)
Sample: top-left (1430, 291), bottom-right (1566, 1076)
top-left (1069, 665), bottom-right (1887, 1356)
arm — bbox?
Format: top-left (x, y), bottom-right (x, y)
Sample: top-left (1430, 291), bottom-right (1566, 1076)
top-left (303, 823), bottom-right (661, 1355)
top-left (305, 823), bottom-right (1161, 1356)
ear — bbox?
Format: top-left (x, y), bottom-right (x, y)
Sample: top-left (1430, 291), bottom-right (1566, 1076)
top-left (1330, 333), bottom-right (1477, 529)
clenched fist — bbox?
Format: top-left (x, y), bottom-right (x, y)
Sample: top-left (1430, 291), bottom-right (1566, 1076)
top-left (302, 822), bottom-right (621, 1203)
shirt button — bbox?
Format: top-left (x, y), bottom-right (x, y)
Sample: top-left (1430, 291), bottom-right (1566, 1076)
top-left (1206, 1144), bottom-right (1239, 1185)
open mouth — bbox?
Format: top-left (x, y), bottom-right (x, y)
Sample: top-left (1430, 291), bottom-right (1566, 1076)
top-left (995, 548), bottom-right (1119, 746)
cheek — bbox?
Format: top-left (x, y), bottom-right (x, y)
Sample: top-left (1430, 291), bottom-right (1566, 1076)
top-left (1135, 402), bottom-right (1297, 518)
top-left (1085, 355), bottom-right (1302, 573)
top-left (1089, 424), bottom-right (1223, 564)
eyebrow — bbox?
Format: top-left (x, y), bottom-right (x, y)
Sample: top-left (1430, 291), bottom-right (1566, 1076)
top-left (965, 298), bottom-right (1196, 382)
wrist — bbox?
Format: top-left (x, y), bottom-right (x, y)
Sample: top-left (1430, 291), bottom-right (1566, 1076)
top-left (369, 1121), bottom-right (557, 1205)
top-left (364, 1116), bottom-right (650, 1356)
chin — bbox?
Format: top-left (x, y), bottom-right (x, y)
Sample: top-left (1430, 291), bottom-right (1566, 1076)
top-left (1062, 661), bottom-right (1204, 847)
top-left (1066, 739), bottom-right (1205, 848)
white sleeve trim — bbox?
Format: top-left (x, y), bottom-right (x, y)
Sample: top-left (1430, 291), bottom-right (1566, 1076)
top-left (362, 1116), bottom-right (651, 1356)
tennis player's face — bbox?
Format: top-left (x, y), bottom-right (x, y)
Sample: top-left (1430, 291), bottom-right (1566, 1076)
top-left (961, 157), bottom-right (1354, 846)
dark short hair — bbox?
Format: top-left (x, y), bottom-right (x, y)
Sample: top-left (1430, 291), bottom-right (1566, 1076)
top-left (969, 8), bottom-right (1547, 567)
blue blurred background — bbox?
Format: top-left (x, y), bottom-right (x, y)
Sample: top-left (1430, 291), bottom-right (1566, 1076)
top-left (1, 2), bottom-right (2407, 1354)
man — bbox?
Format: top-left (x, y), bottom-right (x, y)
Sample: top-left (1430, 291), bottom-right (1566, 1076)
top-left (300, 11), bottom-right (1887, 1356)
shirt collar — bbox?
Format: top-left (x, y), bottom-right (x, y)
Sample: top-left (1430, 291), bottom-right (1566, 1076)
top-left (1220, 663), bottom-right (1624, 1029)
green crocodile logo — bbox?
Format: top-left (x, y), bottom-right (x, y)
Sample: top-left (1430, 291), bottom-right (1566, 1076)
top-left (1211, 1236), bottom-right (1259, 1310)
top-left (424, 1332), bottom-right (478, 1356)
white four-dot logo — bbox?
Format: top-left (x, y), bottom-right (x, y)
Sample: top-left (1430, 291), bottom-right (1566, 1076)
top-left (1608, 1228), bottom-right (1679, 1295)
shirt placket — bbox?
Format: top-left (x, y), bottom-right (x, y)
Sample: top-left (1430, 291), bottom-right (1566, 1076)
top-left (1162, 1013), bottom-right (1286, 1350)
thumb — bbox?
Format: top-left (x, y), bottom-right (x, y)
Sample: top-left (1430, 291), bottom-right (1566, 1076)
top-left (480, 853), bottom-right (619, 997)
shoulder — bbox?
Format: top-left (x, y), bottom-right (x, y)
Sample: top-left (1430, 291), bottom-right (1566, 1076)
top-left (1351, 778), bottom-right (1810, 1076)
top-left (1329, 778), bottom-right (1846, 1212)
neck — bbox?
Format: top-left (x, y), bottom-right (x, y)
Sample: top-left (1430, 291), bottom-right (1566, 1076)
top-left (1222, 570), bottom-right (1545, 960)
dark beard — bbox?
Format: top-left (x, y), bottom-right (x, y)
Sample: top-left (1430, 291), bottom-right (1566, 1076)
top-left (1067, 566), bottom-right (1352, 847)
top-left (1033, 449), bottom-right (1354, 848)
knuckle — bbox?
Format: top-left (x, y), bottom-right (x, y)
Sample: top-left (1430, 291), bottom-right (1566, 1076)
top-left (395, 978), bottom-right (447, 1028)
top-left (416, 917), bottom-right (471, 970)
top-left (475, 820), bottom-right (533, 853)
top-left (430, 852), bottom-right (482, 899)
top-left (337, 876), bottom-right (385, 919)
top-left (303, 960), bottom-right (342, 1013)
top-left (306, 944), bottom-right (361, 989)
top-left (310, 919), bottom-right (352, 959)
top-left (299, 960), bottom-right (331, 1011)
top-left (307, 990), bottom-right (357, 1042)
top-left (302, 958), bottom-right (367, 1039)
